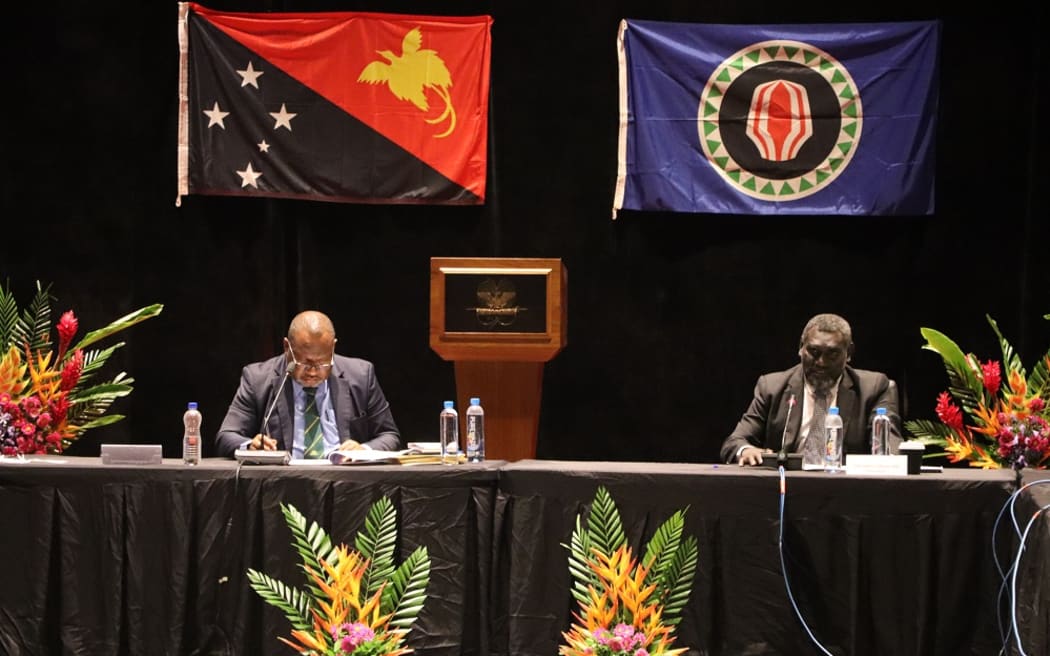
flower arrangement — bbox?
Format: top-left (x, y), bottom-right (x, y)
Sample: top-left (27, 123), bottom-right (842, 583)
top-left (0, 281), bottom-right (162, 456)
top-left (905, 314), bottom-right (1050, 469)
top-left (560, 486), bottom-right (698, 656)
top-left (247, 498), bottom-right (431, 656)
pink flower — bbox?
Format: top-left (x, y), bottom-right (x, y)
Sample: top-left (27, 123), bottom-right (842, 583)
top-left (981, 360), bottom-right (1001, 395)
top-left (21, 396), bottom-right (42, 419)
top-left (36, 412), bottom-right (52, 428)
top-left (1028, 397), bottom-right (1045, 412)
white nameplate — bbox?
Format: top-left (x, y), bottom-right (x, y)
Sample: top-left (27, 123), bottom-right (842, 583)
top-left (846, 454), bottom-right (908, 476)
top-left (100, 444), bottom-right (163, 465)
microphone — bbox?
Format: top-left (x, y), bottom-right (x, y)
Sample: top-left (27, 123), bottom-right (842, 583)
top-left (777, 393), bottom-right (797, 465)
top-left (259, 361), bottom-right (296, 441)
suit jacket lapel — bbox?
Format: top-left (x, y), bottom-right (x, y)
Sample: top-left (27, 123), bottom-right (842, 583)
top-left (837, 370), bottom-right (858, 442)
top-left (781, 367), bottom-right (806, 452)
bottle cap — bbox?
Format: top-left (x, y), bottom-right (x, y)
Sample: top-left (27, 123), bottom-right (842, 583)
top-left (443, 400), bottom-right (454, 409)
top-left (470, 397), bottom-right (480, 405)
top-left (876, 407), bottom-right (887, 415)
top-left (828, 406), bottom-right (840, 415)
top-left (188, 402), bottom-right (198, 410)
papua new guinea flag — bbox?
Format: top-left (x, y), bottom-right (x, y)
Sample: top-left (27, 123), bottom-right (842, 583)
top-left (612, 20), bottom-right (940, 216)
top-left (176, 3), bottom-right (492, 206)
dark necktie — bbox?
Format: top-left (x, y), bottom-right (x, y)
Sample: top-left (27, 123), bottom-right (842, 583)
top-left (802, 392), bottom-right (828, 466)
top-left (303, 388), bottom-right (324, 459)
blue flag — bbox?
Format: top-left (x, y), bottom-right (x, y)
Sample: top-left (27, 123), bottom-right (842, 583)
top-left (613, 20), bottom-right (940, 216)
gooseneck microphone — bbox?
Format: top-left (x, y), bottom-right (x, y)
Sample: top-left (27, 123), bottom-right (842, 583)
top-left (777, 393), bottom-right (797, 465)
top-left (259, 361), bottom-right (296, 442)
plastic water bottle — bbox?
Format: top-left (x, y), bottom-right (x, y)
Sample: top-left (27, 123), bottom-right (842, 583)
top-left (824, 405), bottom-right (844, 473)
top-left (439, 401), bottom-right (460, 465)
top-left (183, 402), bottom-right (202, 465)
top-left (871, 407), bottom-right (891, 455)
top-left (465, 397), bottom-right (485, 462)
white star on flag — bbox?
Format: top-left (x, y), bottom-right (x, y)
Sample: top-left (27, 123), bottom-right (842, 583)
top-left (236, 61), bottom-right (264, 88)
top-left (236, 162), bottom-right (263, 188)
top-left (258, 140), bottom-right (270, 153)
top-left (269, 103), bottom-right (296, 131)
top-left (203, 102), bottom-right (230, 129)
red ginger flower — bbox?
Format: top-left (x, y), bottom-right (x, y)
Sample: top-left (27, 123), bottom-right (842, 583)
top-left (981, 360), bottom-right (1002, 395)
top-left (56, 310), bottom-right (78, 361)
top-left (60, 350), bottom-right (83, 392)
top-left (935, 391), bottom-right (966, 431)
top-left (49, 395), bottom-right (69, 424)
top-left (1029, 397), bottom-right (1046, 413)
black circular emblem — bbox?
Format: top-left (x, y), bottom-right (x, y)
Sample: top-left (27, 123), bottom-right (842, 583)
top-left (698, 40), bottom-right (862, 200)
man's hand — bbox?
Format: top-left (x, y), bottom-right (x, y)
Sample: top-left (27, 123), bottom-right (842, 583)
top-left (339, 439), bottom-right (363, 451)
top-left (249, 433), bottom-right (278, 451)
top-left (738, 446), bottom-right (773, 466)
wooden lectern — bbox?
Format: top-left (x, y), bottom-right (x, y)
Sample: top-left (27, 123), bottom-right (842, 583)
top-left (429, 257), bottom-right (567, 461)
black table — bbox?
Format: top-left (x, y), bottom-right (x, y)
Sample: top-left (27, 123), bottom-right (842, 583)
top-left (0, 457), bottom-right (1035, 656)
top-left (493, 460), bottom-right (1017, 656)
top-left (0, 457), bottom-right (501, 656)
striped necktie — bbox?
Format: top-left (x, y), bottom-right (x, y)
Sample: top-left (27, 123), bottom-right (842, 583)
top-left (303, 387), bottom-right (324, 459)
top-left (802, 391), bottom-right (828, 467)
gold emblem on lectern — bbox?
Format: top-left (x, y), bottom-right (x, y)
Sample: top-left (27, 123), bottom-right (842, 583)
top-left (471, 278), bottom-right (526, 328)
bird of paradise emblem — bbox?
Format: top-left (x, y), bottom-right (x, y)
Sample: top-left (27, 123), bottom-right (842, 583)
top-left (358, 27), bottom-right (457, 138)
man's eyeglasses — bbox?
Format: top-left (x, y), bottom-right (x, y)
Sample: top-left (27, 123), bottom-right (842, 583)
top-left (287, 342), bottom-right (334, 372)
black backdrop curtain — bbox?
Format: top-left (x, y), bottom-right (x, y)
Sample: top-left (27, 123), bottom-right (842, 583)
top-left (0, 2), bottom-right (1046, 462)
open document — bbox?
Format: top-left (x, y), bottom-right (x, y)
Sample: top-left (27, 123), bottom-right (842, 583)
top-left (328, 444), bottom-right (449, 465)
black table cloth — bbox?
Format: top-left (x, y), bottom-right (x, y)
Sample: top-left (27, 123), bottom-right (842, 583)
top-left (0, 456), bottom-right (1041, 656)
top-left (0, 457), bottom-right (501, 656)
top-left (493, 460), bottom-right (1017, 656)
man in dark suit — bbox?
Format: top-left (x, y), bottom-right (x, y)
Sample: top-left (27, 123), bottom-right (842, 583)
top-left (721, 313), bottom-right (901, 466)
top-left (215, 310), bottom-right (401, 458)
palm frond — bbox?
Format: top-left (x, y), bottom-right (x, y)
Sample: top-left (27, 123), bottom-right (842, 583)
top-left (642, 509), bottom-right (686, 590)
top-left (0, 281), bottom-right (20, 352)
top-left (903, 418), bottom-right (955, 442)
top-left (919, 327), bottom-right (983, 412)
top-left (566, 514), bottom-right (599, 605)
top-left (15, 282), bottom-right (53, 354)
top-left (986, 315), bottom-right (1026, 381)
top-left (281, 503), bottom-right (336, 598)
top-left (70, 304), bottom-right (163, 352)
top-left (656, 536), bottom-right (698, 626)
top-left (245, 569), bottom-right (313, 631)
top-left (356, 496), bottom-right (398, 602)
top-left (382, 545), bottom-right (430, 629)
top-left (76, 343), bottom-right (125, 382)
top-left (586, 486), bottom-right (626, 557)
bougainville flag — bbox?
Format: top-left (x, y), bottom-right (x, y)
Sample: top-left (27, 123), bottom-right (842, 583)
top-left (176, 3), bottom-right (492, 206)
top-left (612, 20), bottom-right (940, 217)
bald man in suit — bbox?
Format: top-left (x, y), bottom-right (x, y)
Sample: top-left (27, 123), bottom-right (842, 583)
top-left (216, 310), bottom-right (400, 458)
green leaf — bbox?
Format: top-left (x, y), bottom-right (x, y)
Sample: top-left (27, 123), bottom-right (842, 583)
top-left (586, 486), bottom-right (626, 558)
top-left (70, 303), bottom-right (163, 353)
top-left (246, 569), bottom-right (313, 631)
top-left (642, 509), bottom-right (685, 590)
top-left (383, 546), bottom-right (430, 630)
top-left (16, 282), bottom-right (53, 354)
top-left (357, 496), bottom-right (398, 604)
top-left (903, 418), bottom-right (954, 442)
top-left (71, 414), bottom-right (126, 431)
top-left (564, 486), bottom-right (628, 606)
top-left (657, 537), bottom-right (698, 625)
top-left (67, 382), bottom-right (133, 404)
top-left (986, 315), bottom-right (1026, 381)
top-left (919, 327), bottom-right (983, 413)
top-left (281, 503), bottom-right (336, 598)
top-left (0, 281), bottom-right (19, 352)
